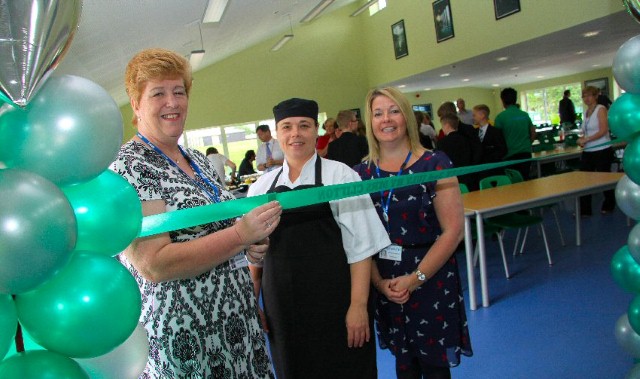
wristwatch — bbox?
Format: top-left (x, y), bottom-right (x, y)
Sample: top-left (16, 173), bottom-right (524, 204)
top-left (415, 269), bottom-right (427, 282)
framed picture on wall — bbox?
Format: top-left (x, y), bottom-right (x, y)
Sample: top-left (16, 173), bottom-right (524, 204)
top-left (494, 0), bottom-right (521, 20)
top-left (412, 104), bottom-right (433, 119)
top-left (432, 0), bottom-right (454, 43)
top-left (585, 77), bottom-right (611, 98)
top-left (391, 20), bottom-right (409, 59)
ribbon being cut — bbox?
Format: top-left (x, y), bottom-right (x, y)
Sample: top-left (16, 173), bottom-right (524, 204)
top-left (140, 157), bottom-right (532, 237)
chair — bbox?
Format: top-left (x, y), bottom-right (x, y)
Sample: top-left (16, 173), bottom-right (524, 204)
top-left (460, 183), bottom-right (510, 278)
top-left (479, 175), bottom-right (553, 268)
top-left (504, 168), bottom-right (565, 246)
top-left (564, 133), bottom-right (579, 147)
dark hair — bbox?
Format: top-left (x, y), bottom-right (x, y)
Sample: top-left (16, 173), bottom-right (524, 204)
top-left (437, 101), bottom-right (457, 118)
top-left (440, 113), bottom-right (460, 130)
top-left (500, 88), bottom-right (518, 106)
top-left (245, 149), bottom-right (256, 159)
top-left (563, 90), bottom-right (571, 97)
top-left (414, 111), bottom-right (425, 126)
top-left (206, 147), bottom-right (218, 155)
top-left (256, 124), bottom-right (270, 133)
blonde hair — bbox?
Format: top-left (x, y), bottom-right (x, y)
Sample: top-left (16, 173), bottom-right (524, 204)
top-left (582, 85), bottom-right (599, 97)
top-left (125, 48), bottom-right (193, 125)
top-left (364, 87), bottom-right (423, 164)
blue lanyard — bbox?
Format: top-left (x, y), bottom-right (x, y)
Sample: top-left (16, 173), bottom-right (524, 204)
top-left (136, 133), bottom-right (221, 203)
top-left (376, 151), bottom-right (412, 230)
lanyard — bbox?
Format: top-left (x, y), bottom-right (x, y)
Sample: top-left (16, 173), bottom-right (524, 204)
top-left (136, 133), bottom-right (221, 203)
top-left (376, 151), bottom-right (412, 231)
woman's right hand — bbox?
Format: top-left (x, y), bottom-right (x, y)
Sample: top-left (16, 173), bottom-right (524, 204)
top-left (376, 278), bottom-right (410, 305)
top-left (235, 201), bottom-right (282, 245)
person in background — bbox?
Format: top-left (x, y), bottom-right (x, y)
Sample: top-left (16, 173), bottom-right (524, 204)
top-left (456, 98), bottom-right (474, 125)
top-left (238, 149), bottom-right (257, 177)
top-left (356, 118), bottom-right (367, 137)
top-left (597, 87), bottom-right (613, 110)
top-left (248, 98), bottom-right (390, 379)
top-left (206, 147), bottom-right (236, 188)
top-left (111, 47), bottom-right (280, 378)
top-left (354, 87), bottom-right (472, 379)
top-left (437, 113), bottom-right (476, 190)
top-left (437, 101), bottom-right (482, 166)
top-left (327, 109), bottom-right (369, 167)
top-left (558, 89), bottom-right (577, 127)
top-left (415, 111), bottom-right (436, 150)
top-left (473, 105), bottom-right (507, 163)
top-left (256, 124), bottom-right (284, 172)
top-left (578, 85), bottom-right (616, 215)
top-left (316, 117), bottom-right (337, 157)
top-left (494, 87), bottom-right (536, 180)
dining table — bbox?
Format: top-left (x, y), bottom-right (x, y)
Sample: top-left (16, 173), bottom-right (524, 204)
top-left (461, 171), bottom-right (623, 310)
top-left (531, 145), bottom-right (582, 177)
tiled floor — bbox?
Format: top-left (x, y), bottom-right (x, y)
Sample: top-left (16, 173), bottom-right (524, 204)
top-left (376, 198), bottom-right (634, 378)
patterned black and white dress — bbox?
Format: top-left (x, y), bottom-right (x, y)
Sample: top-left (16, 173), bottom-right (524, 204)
top-left (110, 141), bottom-right (274, 379)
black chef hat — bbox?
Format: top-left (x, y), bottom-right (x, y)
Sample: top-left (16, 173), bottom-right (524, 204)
top-left (273, 98), bottom-right (319, 124)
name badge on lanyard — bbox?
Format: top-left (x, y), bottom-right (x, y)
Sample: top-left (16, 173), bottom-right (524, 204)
top-left (229, 252), bottom-right (249, 270)
top-left (379, 244), bottom-right (402, 261)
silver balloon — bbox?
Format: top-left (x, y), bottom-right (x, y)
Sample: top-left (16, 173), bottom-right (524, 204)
top-left (74, 323), bottom-right (149, 379)
top-left (616, 313), bottom-right (640, 358)
top-left (0, 0), bottom-right (83, 107)
top-left (0, 169), bottom-right (76, 294)
top-left (0, 75), bottom-right (124, 186)
top-left (625, 0), bottom-right (640, 24)
top-left (630, 223), bottom-right (640, 265)
top-left (628, 364), bottom-right (640, 379)
top-left (613, 35), bottom-right (640, 94)
top-left (617, 175), bottom-right (640, 220)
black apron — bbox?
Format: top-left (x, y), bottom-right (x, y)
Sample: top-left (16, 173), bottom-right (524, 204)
top-left (262, 157), bottom-right (376, 379)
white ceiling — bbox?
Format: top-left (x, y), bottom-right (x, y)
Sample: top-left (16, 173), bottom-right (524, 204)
top-left (54, 1), bottom-right (640, 107)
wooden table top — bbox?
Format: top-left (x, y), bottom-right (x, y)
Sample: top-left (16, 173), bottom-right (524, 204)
top-left (462, 171), bottom-right (623, 214)
top-left (531, 145), bottom-right (582, 159)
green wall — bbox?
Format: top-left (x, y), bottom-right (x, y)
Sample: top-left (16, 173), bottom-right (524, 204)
top-left (119, 0), bottom-right (625, 141)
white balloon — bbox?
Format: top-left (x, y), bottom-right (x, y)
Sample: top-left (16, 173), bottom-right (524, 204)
top-left (74, 323), bottom-right (148, 379)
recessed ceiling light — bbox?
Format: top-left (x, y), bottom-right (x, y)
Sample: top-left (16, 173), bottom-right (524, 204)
top-left (536, 75), bottom-right (545, 79)
top-left (424, 88), bottom-right (432, 91)
top-left (582, 30), bottom-right (600, 38)
top-left (496, 56), bottom-right (509, 61)
top-left (398, 84), bottom-right (406, 88)
top-left (510, 66), bottom-right (519, 71)
top-left (440, 73), bottom-right (450, 77)
top-left (462, 78), bottom-right (470, 82)
top-left (592, 64), bottom-right (601, 67)
top-left (492, 84), bottom-right (500, 87)
top-left (575, 50), bottom-right (587, 55)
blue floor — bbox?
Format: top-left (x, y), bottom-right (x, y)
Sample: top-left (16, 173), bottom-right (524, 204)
top-left (376, 197), bottom-right (635, 379)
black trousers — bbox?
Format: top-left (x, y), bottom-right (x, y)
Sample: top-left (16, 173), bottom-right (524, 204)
top-left (507, 152), bottom-right (533, 181)
top-left (579, 147), bottom-right (615, 214)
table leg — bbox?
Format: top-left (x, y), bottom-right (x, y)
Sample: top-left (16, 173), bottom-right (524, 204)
top-left (575, 197), bottom-right (581, 246)
top-left (475, 213), bottom-right (490, 307)
top-left (537, 160), bottom-right (542, 178)
top-left (464, 216), bottom-right (477, 311)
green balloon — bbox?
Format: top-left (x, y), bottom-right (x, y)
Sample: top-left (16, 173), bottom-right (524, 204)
top-left (631, 296), bottom-right (640, 336)
top-left (62, 170), bottom-right (142, 255)
top-left (612, 245), bottom-right (640, 293)
top-left (5, 328), bottom-right (43, 358)
top-left (0, 350), bottom-right (89, 379)
top-left (0, 295), bottom-right (16, 361)
top-left (15, 253), bottom-right (141, 358)
top-left (609, 93), bottom-right (640, 139)
top-left (625, 138), bottom-right (640, 186)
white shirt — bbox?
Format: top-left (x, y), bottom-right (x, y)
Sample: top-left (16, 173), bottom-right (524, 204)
top-left (248, 155), bottom-right (391, 264)
top-left (582, 104), bottom-right (610, 152)
top-left (478, 124), bottom-right (489, 142)
top-left (256, 138), bottom-right (284, 172)
top-left (458, 109), bottom-right (474, 126)
top-left (207, 153), bottom-right (228, 186)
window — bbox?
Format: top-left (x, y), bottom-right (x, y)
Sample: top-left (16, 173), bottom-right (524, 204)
top-left (369, 0), bottom-right (386, 16)
top-left (522, 83), bottom-right (583, 125)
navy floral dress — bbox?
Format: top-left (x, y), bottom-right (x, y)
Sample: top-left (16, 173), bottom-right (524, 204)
top-left (354, 150), bottom-right (472, 371)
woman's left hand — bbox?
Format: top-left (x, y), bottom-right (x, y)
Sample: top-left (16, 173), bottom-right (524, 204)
top-left (389, 274), bottom-right (420, 296)
top-left (345, 304), bottom-right (370, 348)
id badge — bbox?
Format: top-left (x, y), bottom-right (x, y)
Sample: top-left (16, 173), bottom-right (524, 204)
top-left (229, 252), bottom-right (249, 270)
top-left (379, 244), bottom-right (402, 261)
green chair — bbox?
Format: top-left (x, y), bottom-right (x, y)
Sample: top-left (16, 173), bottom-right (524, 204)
top-left (564, 133), bottom-right (579, 147)
top-left (460, 183), bottom-right (510, 278)
top-left (479, 175), bottom-right (553, 268)
top-left (504, 168), bottom-right (565, 246)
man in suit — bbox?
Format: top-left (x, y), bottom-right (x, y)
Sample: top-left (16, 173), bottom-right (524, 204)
top-left (473, 104), bottom-right (508, 181)
top-left (558, 90), bottom-right (577, 126)
top-left (437, 113), bottom-right (477, 190)
top-left (437, 101), bottom-right (482, 165)
top-left (327, 110), bottom-right (368, 167)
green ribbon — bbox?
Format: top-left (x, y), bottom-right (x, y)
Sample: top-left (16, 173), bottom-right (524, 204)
top-left (139, 158), bottom-right (530, 237)
top-left (139, 137), bottom-right (628, 237)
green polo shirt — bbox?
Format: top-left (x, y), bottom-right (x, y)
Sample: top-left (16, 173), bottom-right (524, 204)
top-left (494, 105), bottom-right (533, 157)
